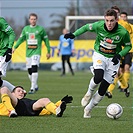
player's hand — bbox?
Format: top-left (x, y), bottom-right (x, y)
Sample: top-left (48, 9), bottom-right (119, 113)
top-left (46, 53), bottom-right (51, 59)
top-left (3, 48), bottom-right (12, 62)
top-left (61, 95), bottom-right (73, 104)
top-left (64, 32), bottom-right (75, 39)
top-left (71, 50), bottom-right (76, 57)
top-left (111, 54), bottom-right (121, 65)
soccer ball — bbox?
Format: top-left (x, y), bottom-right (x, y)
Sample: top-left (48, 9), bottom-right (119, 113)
top-left (106, 103), bottom-right (123, 119)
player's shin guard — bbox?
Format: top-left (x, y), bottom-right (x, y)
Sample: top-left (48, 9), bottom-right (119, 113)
top-left (1, 94), bottom-right (15, 112)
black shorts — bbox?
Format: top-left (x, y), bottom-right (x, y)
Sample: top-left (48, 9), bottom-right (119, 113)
top-left (62, 55), bottom-right (71, 61)
top-left (15, 98), bottom-right (43, 116)
top-left (120, 53), bottom-right (132, 68)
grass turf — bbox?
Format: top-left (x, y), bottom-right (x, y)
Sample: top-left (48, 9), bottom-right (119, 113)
top-left (0, 70), bottom-right (132, 133)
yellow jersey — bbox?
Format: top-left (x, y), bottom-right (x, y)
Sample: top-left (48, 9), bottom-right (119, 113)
top-left (118, 19), bottom-right (133, 52)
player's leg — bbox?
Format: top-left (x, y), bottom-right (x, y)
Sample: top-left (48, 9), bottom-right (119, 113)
top-left (66, 55), bottom-right (74, 75)
top-left (0, 56), bottom-right (15, 91)
top-left (0, 87), bottom-right (18, 117)
top-left (81, 52), bottom-right (104, 107)
top-left (33, 98), bottom-right (66, 117)
top-left (61, 55), bottom-right (65, 76)
top-left (27, 55), bottom-right (40, 94)
top-left (105, 75), bottom-right (118, 98)
top-left (121, 53), bottom-right (132, 97)
top-left (83, 56), bottom-right (119, 118)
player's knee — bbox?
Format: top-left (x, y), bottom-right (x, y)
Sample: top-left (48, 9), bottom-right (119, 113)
top-left (1, 86), bottom-right (9, 94)
top-left (42, 98), bottom-right (51, 105)
top-left (32, 65), bottom-right (38, 73)
top-left (94, 69), bottom-right (104, 84)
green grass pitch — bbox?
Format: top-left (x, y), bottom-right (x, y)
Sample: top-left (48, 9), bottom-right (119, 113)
top-left (0, 70), bottom-right (132, 133)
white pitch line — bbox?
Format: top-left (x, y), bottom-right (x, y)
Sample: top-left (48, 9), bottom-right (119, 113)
top-left (69, 105), bottom-right (133, 108)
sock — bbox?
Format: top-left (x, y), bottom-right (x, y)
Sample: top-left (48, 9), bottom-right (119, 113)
top-left (85, 91), bottom-right (103, 111)
top-left (108, 77), bottom-right (118, 94)
top-left (1, 94), bottom-right (15, 112)
top-left (45, 102), bottom-right (57, 114)
top-left (30, 73), bottom-right (38, 90)
top-left (117, 80), bottom-right (121, 87)
top-left (39, 109), bottom-right (51, 115)
top-left (123, 72), bottom-right (130, 84)
top-left (119, 74), bottom-right (128, 89)
top-left (1, 80), bottom-right (15, 92)
top-left (86, 77), bottom-right (98, 96)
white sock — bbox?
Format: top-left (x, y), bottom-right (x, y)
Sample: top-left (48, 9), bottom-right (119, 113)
top-left (1, 80), bottom-right (15, 92)
top-left (85, 91), bottom-right (104, 111)
top-left (117, 80), bottom-right (121, 87)
top-left (30, 73), bottom-right (38, 90)
top-left (86, 77), bottom-right (98, 96)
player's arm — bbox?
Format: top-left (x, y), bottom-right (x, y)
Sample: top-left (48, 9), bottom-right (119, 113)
top-left (119, 31), bottom-right (132, 57)
top-left (0, 18), bottom-right (15, 48)
top-left (42, 29), bottom-right (51, 59)
top-left (64, 21), bottom-right (98, 39)
top-left (13, 29), bottom-right (26, 50)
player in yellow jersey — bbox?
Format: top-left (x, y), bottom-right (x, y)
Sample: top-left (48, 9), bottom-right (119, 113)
top-left (0, 86), bottom-right (73, 117)
top-left (105, 6), bottom-right (132, 98)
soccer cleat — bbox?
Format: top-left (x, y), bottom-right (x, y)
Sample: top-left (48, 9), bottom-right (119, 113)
top-left (105, 92), bottom-right (112, 98)
top-left (124, 88), bottom-right (130, 97)
top-left (9, 110), bottom-right (17, 118)
top-left (56, 101), bottom-right (66, 117)
top-left (81, 94), bottom-right (92, 107)
top-left (83, 108), bottom-right (91, 118)
top-left (61, 95), bottom-right (73, 104)
top-left (35, 87), bottom-right (39, 91)
top-left (28, 89), bottom-right (35, 94)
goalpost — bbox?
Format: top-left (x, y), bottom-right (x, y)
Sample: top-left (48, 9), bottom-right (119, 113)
top-left (65, 16), bottom-right (133, 30)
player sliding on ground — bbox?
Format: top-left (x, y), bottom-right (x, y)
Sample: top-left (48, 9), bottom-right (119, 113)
top-left (0, 86), bottom-right (73, 117)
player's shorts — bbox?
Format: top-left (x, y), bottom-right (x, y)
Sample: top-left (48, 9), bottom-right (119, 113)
top-left (15, 98), bottom-right (43, 116)
top-left (62, 55), bottom-right (71, 61)
top-left (120, 53), bottom-right (132, 68)
top-left (92, 52), bottom-right (120, 84)
top-left (26, 55), bottom-right (40, 69)
top-left (0, 56), bottom-right (10, 77)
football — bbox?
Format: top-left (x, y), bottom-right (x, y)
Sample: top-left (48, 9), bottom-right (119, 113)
top-left (106, 103), bottom-right (123, 119)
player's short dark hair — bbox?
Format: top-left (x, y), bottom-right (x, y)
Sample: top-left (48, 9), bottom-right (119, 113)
top-left (13, 86), bottom-right (24, 92)
top-left (120, 11), bottom-right (128, 16)
top-left (104, 9), bottom-right (117, 19)
top-left (13, 86), bottom-right (27, 97)
top-left (29, 13), bottom-right (38, 19)
top-left (111, 5), bottom-right (120, 13)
